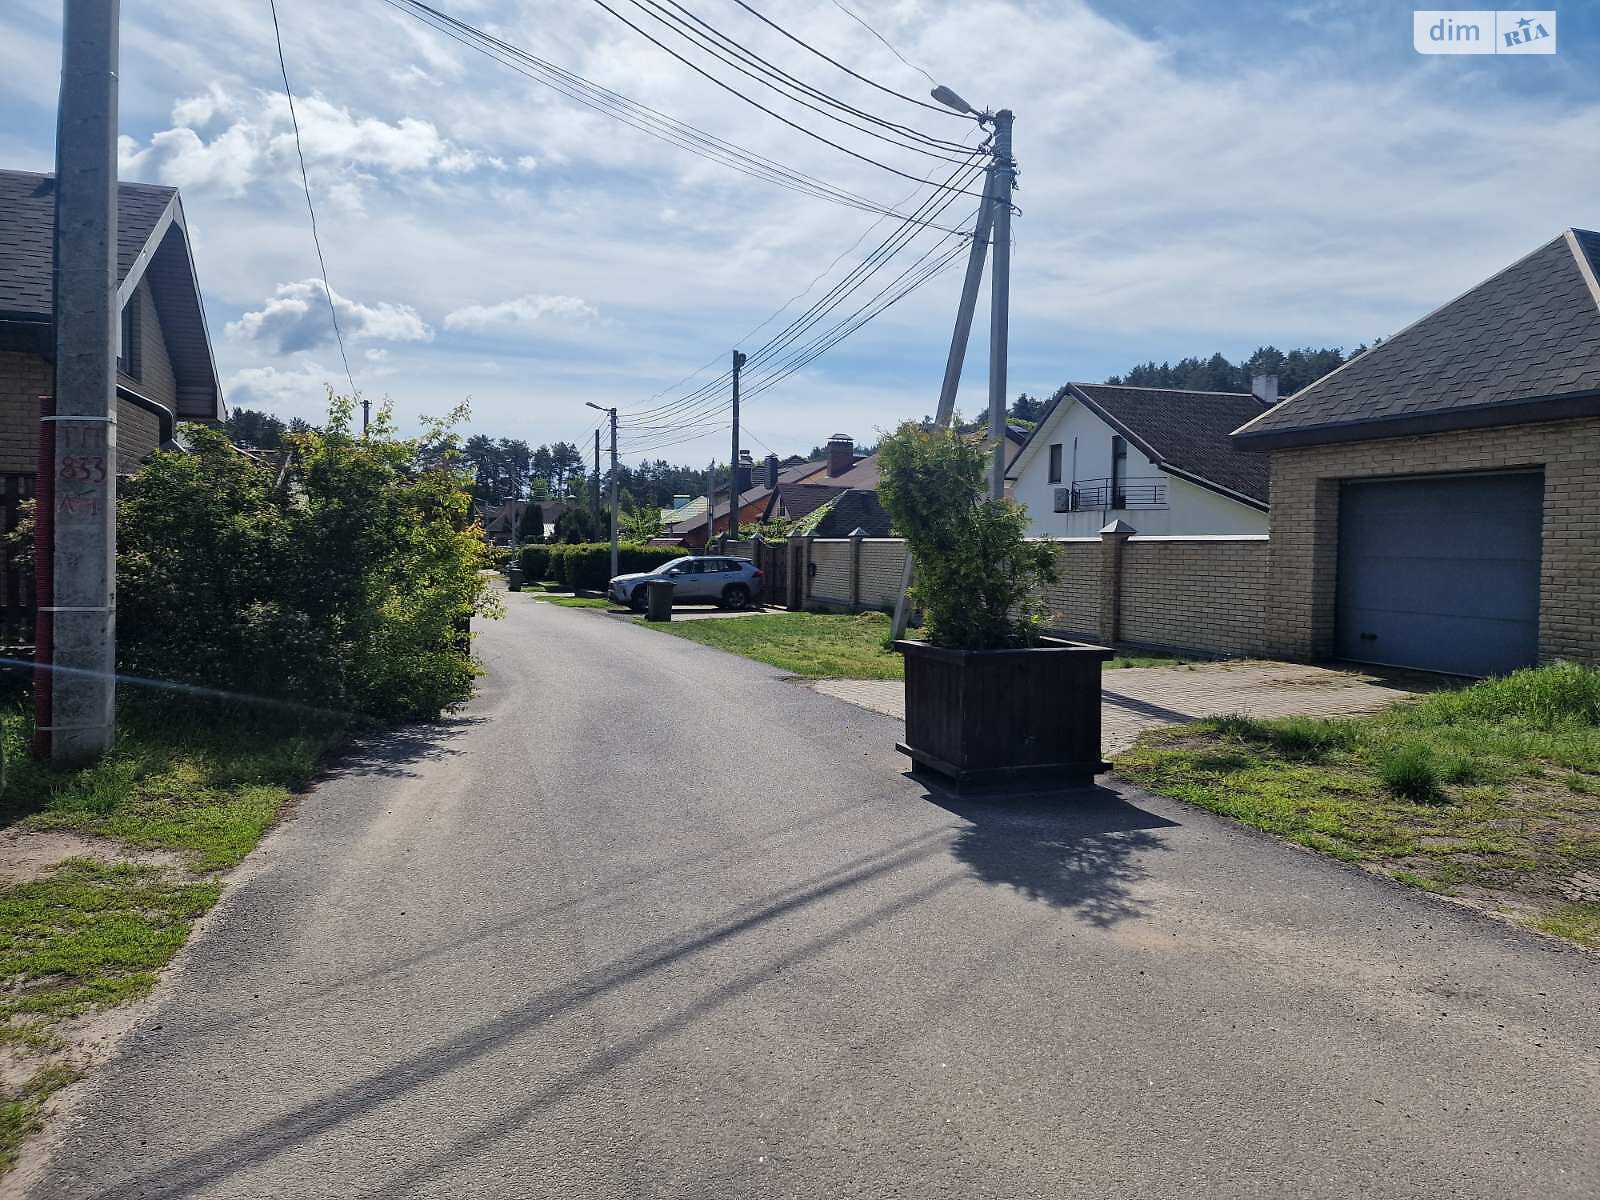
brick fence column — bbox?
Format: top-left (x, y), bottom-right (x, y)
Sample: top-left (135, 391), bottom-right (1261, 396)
top-left (1097, 519), bottom-right (1135, 644)
top-left (848, 527), bottom-right (867, 612)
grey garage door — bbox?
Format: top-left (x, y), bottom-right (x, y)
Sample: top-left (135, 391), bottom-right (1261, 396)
top-left (1335, 472), bottom-right (1543, 676)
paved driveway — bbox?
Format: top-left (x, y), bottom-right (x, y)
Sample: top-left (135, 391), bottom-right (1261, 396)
top-left (815, 662), bottom-right (1433, 753)
top-left (25, 605), bottom-right (1597, 1199)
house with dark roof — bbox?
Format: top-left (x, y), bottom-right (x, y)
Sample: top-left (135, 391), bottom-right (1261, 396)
top-left (1231, 229), bottom-right (1600, 677)
top-left (0, 169), bottom-right (224, 479)
top-left (1006, 381), bottom-right (1275, 537)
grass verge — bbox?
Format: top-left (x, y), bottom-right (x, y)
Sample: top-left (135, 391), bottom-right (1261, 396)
top-left (1118, 664), bottom-right (1600, 947)
top-left (642, 611), bottom-right (1202, 681)
top-left (0, 700), bottom-right (340, 1173)
top-left (529, 593), bottom-right (614, 609)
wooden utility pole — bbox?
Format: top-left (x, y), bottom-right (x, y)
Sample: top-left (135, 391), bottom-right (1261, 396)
top-left (45, 0), bottom-right (120, 764)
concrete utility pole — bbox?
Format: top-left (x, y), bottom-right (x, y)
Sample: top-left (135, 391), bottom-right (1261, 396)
top-left (586, 402), bottom-right (620, 577)
top-left (46, 0), bottom-right (120, 765)
top-left (705, 460), bottom-right (715, 548)
top-left (987, 109), bottom-right (1015, 502)
top-left (728, 349), bottom-right (746, 538)
top-left (592, 428), bottom-right (601, 525)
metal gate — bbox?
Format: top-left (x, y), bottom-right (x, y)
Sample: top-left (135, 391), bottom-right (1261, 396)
top-left (1335, 471), bottom-right (1543, 676)
top-left (756, 539), bottom-right (788, 607)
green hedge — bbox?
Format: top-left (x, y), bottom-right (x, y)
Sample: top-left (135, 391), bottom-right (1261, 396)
top-left (519, 544), bottom-right (550, 581)
top-left (538, 543), bottom-right (683, 592)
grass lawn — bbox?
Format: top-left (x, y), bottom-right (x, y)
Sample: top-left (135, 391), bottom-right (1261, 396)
top-left (646, 611), bottom-right (906, 679)
top-left (0, 701), bottom-right (338, 1172)
top-left (642, 610), bottom-right (1200, 681)
top-left (1118, 664), bottom-right (1600, 949)
top-left (529, 593), bottom-right (614, 609)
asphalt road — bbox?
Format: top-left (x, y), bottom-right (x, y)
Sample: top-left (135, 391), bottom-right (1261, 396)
top-left (26, 599), bottom-right (1600, 1199)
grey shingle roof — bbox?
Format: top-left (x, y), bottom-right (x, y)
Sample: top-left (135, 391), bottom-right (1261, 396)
top-left (1069, 384), bottom-right (1272, 506)
top-left (0, 169), bottom-right (177, 321)
top-left (1234, 229), bottom-right (1600, 447)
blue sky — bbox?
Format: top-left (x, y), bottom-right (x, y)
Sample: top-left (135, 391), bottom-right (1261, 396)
top-left (2, 0), bottom-right (1596, 464)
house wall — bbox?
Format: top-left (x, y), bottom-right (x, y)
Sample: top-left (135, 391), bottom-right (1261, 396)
top-left (1011, 397), bottom-right (1266, 537)
top-left (1264, 416), bottom-right (1600, 666)
top-left (119, 279), bottom-right (177, 412)
top-left (0, 351), bottom-right (50, 474)
top-left (117, 398), bottom-right (161, 470)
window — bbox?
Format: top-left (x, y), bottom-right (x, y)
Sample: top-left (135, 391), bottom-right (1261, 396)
top-left (117, 299), bottom-right (140, 380)
top-left (1111, 435), bottom-right (1127, 508)
top-left (1048, 443), bottom-right (1063, 484)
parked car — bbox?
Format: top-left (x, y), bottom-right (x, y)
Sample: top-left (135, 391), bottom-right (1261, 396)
top-left (608, 556), bottom-right (763, 612)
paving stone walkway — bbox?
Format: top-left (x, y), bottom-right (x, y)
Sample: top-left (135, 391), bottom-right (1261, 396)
top-left (812, 662), bottom-right (1436, 755)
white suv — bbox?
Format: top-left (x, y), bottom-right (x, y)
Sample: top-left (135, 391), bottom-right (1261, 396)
top-left (607, 556), bottom-right (764, 612)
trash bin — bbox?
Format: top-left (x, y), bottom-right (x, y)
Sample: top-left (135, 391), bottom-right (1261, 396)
top-left (507, 563), bottom-right (524, 592)
top-left (646, 578), bottom-right (674, 621)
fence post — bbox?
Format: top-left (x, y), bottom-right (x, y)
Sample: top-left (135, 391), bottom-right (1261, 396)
top-left (1098, 519), bottom-right (1135, 644)
top-left (848, 527), bottom-right (866, 612)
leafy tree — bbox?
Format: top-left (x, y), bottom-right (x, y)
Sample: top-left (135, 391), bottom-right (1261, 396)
top-left (554, 505), bottom-right (600, 544)
top-left (118, 394), bottom-right (499, 721)
top-left (620, 503), bottom-right (662, 542)
top-left (878, 421), bottom-right (1053, 651)
top-left (519, 502), bottom-right (545, 544)
top-left (224, 407), bottom-right (289, 450)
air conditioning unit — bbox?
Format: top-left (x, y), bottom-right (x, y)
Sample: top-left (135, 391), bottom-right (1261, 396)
top-left (1053, 487), bottom-right (1072, 513)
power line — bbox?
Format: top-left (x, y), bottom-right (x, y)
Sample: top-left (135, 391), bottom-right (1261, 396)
top-left (383, 0), bottom-right (970, 229)
top-left (727, 0), bottom-right (957, 117)
top-left (617, 128), bottom-right (987, 421)
top-left (619, 145), bottom-right (984, 425)
top-left (268, 0), bottom-right (358, 401)
top-left (631, 0), bottom-right (971, 157)
top-left (583, 0), bottom-right (988, 195)
top-left (826, 0), bottom-right (939, 88)
top-left (619, 153), bottom-right (983, 432)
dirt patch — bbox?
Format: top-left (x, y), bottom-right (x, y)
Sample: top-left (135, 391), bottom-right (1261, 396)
top-left (0, 829), bottom-right (186, 888)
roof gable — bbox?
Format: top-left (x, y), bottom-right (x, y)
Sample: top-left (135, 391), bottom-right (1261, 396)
top-left (1235, 230), bottom-right (1600, 447)
top-left (0, 169), bottom-right (222, 421)
top-left (1011, 383), bottom-right (1270, 507)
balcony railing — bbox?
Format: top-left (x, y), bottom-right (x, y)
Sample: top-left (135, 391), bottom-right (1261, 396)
top-left (1055, 476), bottom-right (1167, 512)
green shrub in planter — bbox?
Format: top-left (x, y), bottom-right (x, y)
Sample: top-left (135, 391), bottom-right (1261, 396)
top-left (877, 421), bottom-right (1054, 650)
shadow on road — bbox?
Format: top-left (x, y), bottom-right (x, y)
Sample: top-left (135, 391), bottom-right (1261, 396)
top-left (313, 716), bottom-right (483, 782)
top-left (919, 782), bottom-right (1178, 927)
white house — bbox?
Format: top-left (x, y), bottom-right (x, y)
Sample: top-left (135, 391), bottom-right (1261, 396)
top-left (1007, 380), bottom-right (1275, 537)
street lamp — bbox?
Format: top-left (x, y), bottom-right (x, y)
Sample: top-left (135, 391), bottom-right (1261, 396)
top-left (930, 84), bottom-right (978, 117)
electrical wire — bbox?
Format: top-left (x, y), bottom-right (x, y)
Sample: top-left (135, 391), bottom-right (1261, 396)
top-left (618, 145), bottom-right (985, 428)
top-left (617, 125), bottom-right (987, 421)
top-left (618, 153), bottom-right (984, 434)
top-left (382, 0), bottom-right (971, 229)
top-left (630, 0), bottom-right (971, 157)
top-left (583, 0), bottom-right (988, 194)
top-left (727, 0), bottom-right (959, 117)
top-left (826, 0), bottom-right (940, 88)
top-left (268, 0), bottom-right (358, 399)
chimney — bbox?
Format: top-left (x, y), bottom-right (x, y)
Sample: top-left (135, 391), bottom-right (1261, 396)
top-left (764, 453), bottom-right (780, 489)
top-left (736, 450), bottom-right (754, 492)
top-left (1251, 373), bottom-right (1279, 405)
top-left (827, 433), bottom-right (854, 478)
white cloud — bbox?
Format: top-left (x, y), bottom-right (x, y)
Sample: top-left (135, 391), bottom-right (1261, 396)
top-left (227, 280), bottom-right (431, 353)
top-left (443, 293), bottom-right (599, 332)
top-left (170, 82), bottom-right (235, 128)
top-left (364, 348), bottom-right (390, 362)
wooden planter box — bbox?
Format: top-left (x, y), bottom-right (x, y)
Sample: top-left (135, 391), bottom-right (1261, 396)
top-left (893, 637), bottom-right (1113, 792)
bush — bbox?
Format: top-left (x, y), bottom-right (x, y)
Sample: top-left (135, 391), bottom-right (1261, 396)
top-left (544, 543), bottom-right (683, 592)
top-left (876, 421), bottom-right (1053, 650)
top-left (117, 396), bottom-right (499, 722)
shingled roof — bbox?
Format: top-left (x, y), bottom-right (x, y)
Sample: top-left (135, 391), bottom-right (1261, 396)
top-left (1234, 230), bottom-right (1600, 449)
top-left (0, 169), bottom-right (222, 420)
top-left (1013, 383), bottom-right (1272, 508)
top-left (0, 170), bottom-right (176, 321)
